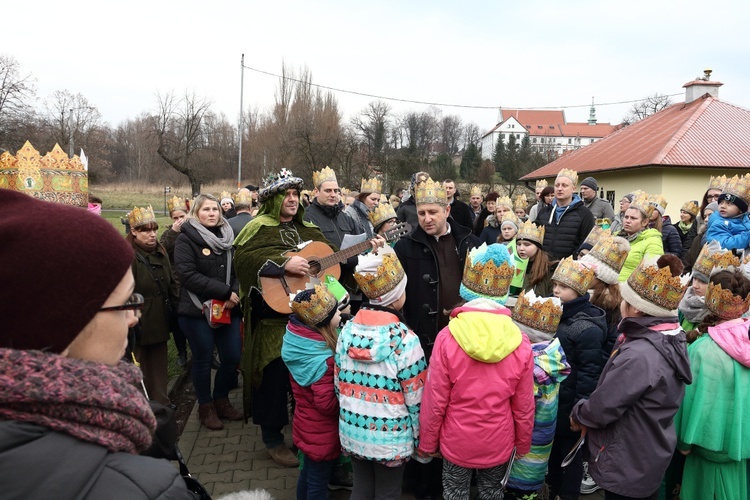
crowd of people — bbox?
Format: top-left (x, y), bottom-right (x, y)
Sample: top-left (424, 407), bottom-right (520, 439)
top-left (2, 166), bottom-right (750, 500)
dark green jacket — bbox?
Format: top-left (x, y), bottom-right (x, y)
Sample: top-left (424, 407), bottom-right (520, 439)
top-left (132, 245), bottom-right (178, 345)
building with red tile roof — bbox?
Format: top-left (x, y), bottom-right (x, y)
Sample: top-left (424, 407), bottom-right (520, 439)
top-left (521, 71), bottom-right (750, 219)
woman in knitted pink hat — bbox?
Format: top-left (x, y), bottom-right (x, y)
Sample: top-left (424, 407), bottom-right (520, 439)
top-left (0, 189), bottom-right (194, 498)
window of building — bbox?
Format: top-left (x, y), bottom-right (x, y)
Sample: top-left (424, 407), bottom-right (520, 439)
top-left (606, 190), bottom-right (615, 208)
top-left (516, 134), bottom-right (520, 140)
top-left (568, 138), bottom-right (572, 144)
top-left (532, 138), bottom-right (537, 143)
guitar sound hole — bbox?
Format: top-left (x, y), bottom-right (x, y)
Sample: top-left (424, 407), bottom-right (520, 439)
top-left (308, 260), bottom-right (321, 276)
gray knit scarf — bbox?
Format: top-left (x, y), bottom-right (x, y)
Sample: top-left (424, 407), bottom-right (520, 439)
top-left (679, 287), bottom-right (710, 323)
top-left (188, 218), bottom-right (234, 254)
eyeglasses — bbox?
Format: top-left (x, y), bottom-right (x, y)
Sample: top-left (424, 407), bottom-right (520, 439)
top-left (100, 293), bottom-right (144, 318)
top-left (707, 194), bottom-right (720, 201)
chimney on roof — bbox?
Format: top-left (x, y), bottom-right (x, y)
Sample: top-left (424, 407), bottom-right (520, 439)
top-left (683, 69), bottom-right (723, 104)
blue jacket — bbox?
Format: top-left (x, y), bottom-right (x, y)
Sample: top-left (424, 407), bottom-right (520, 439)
top-left (704, 211), bottom-right (750, 250)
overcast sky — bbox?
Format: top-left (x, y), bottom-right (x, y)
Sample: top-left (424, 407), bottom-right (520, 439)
top-left (4, 0), bottom-right (749, 134)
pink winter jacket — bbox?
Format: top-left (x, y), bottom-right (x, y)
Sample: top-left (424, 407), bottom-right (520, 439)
top-left (418, 303), bottom-right (535, 468)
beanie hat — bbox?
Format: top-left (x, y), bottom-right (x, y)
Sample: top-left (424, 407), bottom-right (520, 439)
top-left (719, 193), bottom-right (749, 214)
top-left (0, 189), bottom-right (135, 353)
top-left (581, 177), bottom-right (598, 191)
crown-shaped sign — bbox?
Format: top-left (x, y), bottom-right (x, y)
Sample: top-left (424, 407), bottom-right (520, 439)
top-left (708, 175), bottom-right (728, 191)
top-left (583, 225), bottom-right (606, 248)
top-left (681, 200), bottom-right (700, 217)
top-left (0, 141), bottom-right (88, 206)
top-left (128, 205), bottom-right (157, 228)
top-left (496, 195), bottom-right (513, 210)
top-left (369, 202), bottom-right (397, 228)
top-left (354, 252), bottom-right (406, 300)
top-left (291, 284), bottom-right (338, 326)
top-left (705, 280), bottom-right (750, 320)
top-left (722, 173), bottom-right (750, 203)
top-left (649, 194), bottom-right (668, 212)
top-left (312, 166), bottom-right (337, 188)
top-left (259, 168), bottom-right (304, 203)
top-left (167, 195), bottom-right (187, 213)
top-left (630, 192), bottom-right (655, 218)
top-left (535, 179), bottom-right (548, 189)
top-left (511, 290), bottom-right (563, 334)
top-left (470, 185), bottom-right (483, 197)
top-left (360, 176), bottom-right (382, 194)
top-left (233, 190), bottom-right (253, 205)
top-left (556, 168), bottom-right (578, 186)
top-left (500, 211), bottom-right (520, 228)
top-left (414, 177), bottom-right (447, 206)
top-left (588, 232), bottom-right (628, 273)
top-left (516, 220), bottom-right (545, 245)
top-left (693, 242), bottom-right (740, 279)
top-left (552, 256), bottom-right (595, 295)
top-left (461, 244), bottom-right (515, 298)
top-left (514, 194), bottom-right (528, 211)
top-left (626, 260), bottom-right (688, 312)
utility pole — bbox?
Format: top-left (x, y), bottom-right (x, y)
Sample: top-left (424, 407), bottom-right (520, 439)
top-left (237, 53), bottom-right (245, 189)
top-left (68, 108), bottom-right (74, 158)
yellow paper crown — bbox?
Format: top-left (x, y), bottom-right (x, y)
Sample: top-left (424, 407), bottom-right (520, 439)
top-left (552, 256), bottom-right (596, 296)
top-left (354, 253), bottom-right (406, 300)
top-left (360, 176), bottom-right (382, 194)
top-left (514, 194), bottom-right (528, 211)
top-left (693, 242), bottom-right (740, 279)
top-left (535, 179), bottom-right (548, 189)
top-left (291, 284), bottom-right (338, 326)
top-left (167, 195), bottom-right (187, 213)
top-left (516, 220), bottom-right (545, 245)
top-left (630, 192), bottom-right (654, 218)
top-left (219, 190), bottom-right (232, 201)
top-left (312, 166), bottom-right (337, 188)
top-left (722, 174), bottom-right (750, 203)
top-left (461, 244), bottom-right (515, 298)
top-left (340, 187), bottom-right (350, 197)
top-left (705, 280), bottom-right (750, 320)
top-left (470, 185), bottom-right (483, 197)
top-left (233, 190), bottom-right (253, 205)
top-left (369, 202), bottom-right (397, 229)
top-left (414, 177), bottom-right (447, 206)
top-left (681, 200), bottom-right (700, 217)
top-left (649, 194), bottom-right (668, 211)
top-left (511, 290), bottom-right (563, 334)
top-left (496, 195), bottom-right (513, 210)
top-left (557, 168), bottom-right (578, 186)
top-left (708, 175), bottom-right (728, 190)
top-left (583, 225), bottom-right (606, 248)
top-left (128, 205), bottom-right (157, 228)
top-left (626, 260), bottom-right (687, 312)
top-left (500, 211), bottom-right (520, 227)
top-left (588, 233), bottom-right (629, 273)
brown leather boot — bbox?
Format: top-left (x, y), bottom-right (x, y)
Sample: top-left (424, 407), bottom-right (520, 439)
top-left (198, 402), bottom-right (224, 430)
top-left (214, 398), bottom-right (243, 421)
top-left (267, 444), bottom-right (299, 467)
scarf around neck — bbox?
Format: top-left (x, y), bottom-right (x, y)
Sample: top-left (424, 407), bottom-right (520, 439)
top-left (679, 287), bottom-right (710, 323)
top-left (188, 218), bottom-right (234, 254)
top-left (0, 349), bottom-right (156, 454)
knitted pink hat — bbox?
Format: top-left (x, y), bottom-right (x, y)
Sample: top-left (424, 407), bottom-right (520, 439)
top-left (0, 189), bottom-right (134, 353)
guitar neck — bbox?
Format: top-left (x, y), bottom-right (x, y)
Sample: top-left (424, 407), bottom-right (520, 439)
top-left (317, 240), bottom-right (372, 270)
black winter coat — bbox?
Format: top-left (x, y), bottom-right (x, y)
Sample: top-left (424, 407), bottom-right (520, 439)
top-left (537, 200), bottom-right (595, 260)
top-left (397, 197), bottom-right (418, 230)
top-left (393, 220), bottom-right (480, 354)
top-left (674, 220), bottom-right (698, 262)
top-left (449, 199), bottom-right (474, 230)
top-left (0, 421), bottom-right (194, 499)
top-left (174, 222), bottom-right (239, 318)
top-left (555, 295), bottom-right (608, 425)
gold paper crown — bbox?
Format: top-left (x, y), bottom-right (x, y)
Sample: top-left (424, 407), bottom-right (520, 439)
top-left (220, 190), bottom-right (232, 201)
top-left (626, 260), bottom-right (687, 312)
top-left (291, 284), bottom-right (338, 326)
top-left (583, 225), bottom-right (606, 248)
top-left (588, 233), bottom-right (628, 272)
top-left (354, 253), bottom-right (406, 300)
top-left (128, 205), bottom-right (157, 228)
top-left (360, 176), bottom-right (382, 194)
top-left (693, 243), bottom-right (740, 279)
top-left (705, 280), bottom-right (750, 320)
top-left (500, 211), bottom-right (520, 228)
top-left (648, 194), bottom-right (668, 211)
top-left (516, 220), bottom-right (545, 245)
top-left (233, 190), bottom-right (253, 205)
top-left (708, 175), bottom-right (728, 190)
top-left (414, 177), bottom-right (447, 206)
top-left (557, 168), bottom-right (578, 186)
top-left (461, 244), bottom-right (515, 298)
top-left (312, 166), bottom-right (337, 188)
top-left (629, 192), bottom-right (654, 218)
top-left (552, 256), bottom-right (596, 296)
top-left (514, 194), bottom-right (528, 211)
top-left (681, 200), bottom-right (700, 217)
top-left (340, 187), bottom-right (350, 197)
top-left (369, 202), bottom-right (397, 228)
top-left (511, 290), bottom-right (563, 334)
top-left (535, 179), bottom-right (548, 189)
top-left (0, 141), bottom-right (88, 206)
top-left (496, 195), bottom-right (513, 210)
top-left (722, 174), bottom-right (750, 203)
top-left (167, 195), bottom-right (187, 213)
top-left (470, 185), bottom-right (483, 197)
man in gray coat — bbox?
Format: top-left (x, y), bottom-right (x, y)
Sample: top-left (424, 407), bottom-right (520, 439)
top-left (580, 177), bottom-right (615, 221)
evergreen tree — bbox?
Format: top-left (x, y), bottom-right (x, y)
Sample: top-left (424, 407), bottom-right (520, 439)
top-left (459, 143), bottom-right (481, 181)
top-left (492, 133), bottom-right (505, 168)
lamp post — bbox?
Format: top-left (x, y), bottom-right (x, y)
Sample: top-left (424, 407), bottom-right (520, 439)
top-left (164, 186), bottom-right (171, 215)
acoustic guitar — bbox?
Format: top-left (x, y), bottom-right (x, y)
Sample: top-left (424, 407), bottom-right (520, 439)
top-left (260, 222), bottom-right (409, 313)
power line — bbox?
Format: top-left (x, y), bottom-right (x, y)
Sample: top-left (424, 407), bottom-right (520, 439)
top-left (242, 64), bottom-right (681, 111)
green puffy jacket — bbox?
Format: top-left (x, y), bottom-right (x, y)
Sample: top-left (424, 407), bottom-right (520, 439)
top-left (618, 229), bottom-right (664, 282)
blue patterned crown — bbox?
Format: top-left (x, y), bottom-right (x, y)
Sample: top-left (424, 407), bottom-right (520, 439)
top-left (259, 168), bottom-right (304, 203)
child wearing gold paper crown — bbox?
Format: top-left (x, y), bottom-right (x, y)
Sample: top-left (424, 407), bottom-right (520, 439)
top-left (281, 285), bottom-right (343, 499)
top-left (511, 220), bottom-right (553, 297)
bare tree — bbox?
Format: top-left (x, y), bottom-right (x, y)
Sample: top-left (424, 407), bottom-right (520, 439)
top-left (622, 93), bottom-right (673, 125)
top-left (0, 55), bottom-right (37, 149)
top-left (351, 100), bottom-right (391, 167)
top-left (462, 122), bottom-right (481, 149)
top-left (438, 114), bottom-right (463, 155)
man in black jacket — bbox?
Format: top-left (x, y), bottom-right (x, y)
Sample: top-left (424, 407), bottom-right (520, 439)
top-left (536, 169), bottom-right (595, 261)
top-left (443, 179), bottom-right (474, 230)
